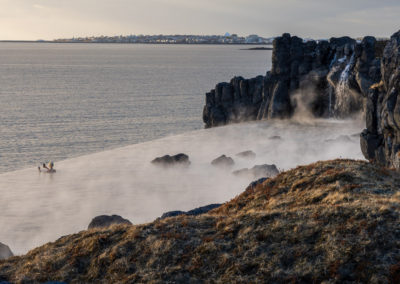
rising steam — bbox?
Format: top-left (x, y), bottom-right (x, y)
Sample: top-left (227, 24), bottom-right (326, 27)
top-left (0, 118), bottom-right (364, 254)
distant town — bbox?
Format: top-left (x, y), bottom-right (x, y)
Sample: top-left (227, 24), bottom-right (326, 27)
top-left (53, 33), bottom-right (274, 44)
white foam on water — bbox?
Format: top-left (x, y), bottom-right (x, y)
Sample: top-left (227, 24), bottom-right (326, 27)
top-left (0, 119), bottom-right (364, 254)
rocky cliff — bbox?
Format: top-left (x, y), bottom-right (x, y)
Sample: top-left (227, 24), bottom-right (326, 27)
top-left (361, 30), bottom-right (400, 169)
top-left (203, 33), bottom-right (385, 127)
top-left (1, 159), bottom-right (400, 283)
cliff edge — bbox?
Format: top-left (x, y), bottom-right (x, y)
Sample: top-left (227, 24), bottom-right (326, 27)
top-left (203, 33), bottom-right (385, 128)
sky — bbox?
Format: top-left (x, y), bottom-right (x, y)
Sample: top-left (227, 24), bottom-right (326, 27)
top-left (0, 0), bottom-right (399, 40)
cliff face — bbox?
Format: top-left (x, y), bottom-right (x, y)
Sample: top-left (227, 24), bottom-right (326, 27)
top-left (1, 160), bottom-right (400, 283)
top-left (361, 30), bottom-right (400, 169)
top-left (203, 33), bottom-right (383, 128)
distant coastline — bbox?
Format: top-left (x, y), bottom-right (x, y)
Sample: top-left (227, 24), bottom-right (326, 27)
top-left (0, 34), bottom-right (277, 45)
top-left (53, 34), bottom-right (274, 44)
top-left (0, 40), bottom-right (273, 46)
top-left (0, 40), bottom-right (52, 43)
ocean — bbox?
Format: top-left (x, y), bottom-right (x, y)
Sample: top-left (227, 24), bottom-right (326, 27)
top-left (0, 43), bottom-right (364, 254)
top-left (0, 43), bottom-right (270, 173)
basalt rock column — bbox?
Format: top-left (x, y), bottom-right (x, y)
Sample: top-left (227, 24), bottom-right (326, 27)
top-left (203, 33), bottom-right (384, 128)
top-left (361, 30), bottom-right (400, 168)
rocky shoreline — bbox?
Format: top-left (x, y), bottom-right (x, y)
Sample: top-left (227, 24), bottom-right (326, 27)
top-left (204, 29), bottom-right (400, 171)
top-left (1, 30), bottom-right (400, 282)
top-left (203, 34), bottom-right (386, 128)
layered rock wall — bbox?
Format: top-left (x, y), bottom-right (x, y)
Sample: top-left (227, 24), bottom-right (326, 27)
top-left (203, 33), bottom-right (383, 128)
top-left (361, 31), bottom-right (400, 168)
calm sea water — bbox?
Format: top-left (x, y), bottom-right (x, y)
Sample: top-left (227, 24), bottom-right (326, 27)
top-left (0, 43), bottom-right (271, 173)
top-left (0, 43), bottom-right (365, 254)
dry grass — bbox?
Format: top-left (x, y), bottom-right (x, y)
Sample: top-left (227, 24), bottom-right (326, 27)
top-left (1, 159), bottom-right (400, 283)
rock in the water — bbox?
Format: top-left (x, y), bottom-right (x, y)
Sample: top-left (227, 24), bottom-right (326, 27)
top-left (268, 135), bottom-right (282, 140)
top-left (0, 243), bottom-right (13, 260)
top-left (325, 135), bottom-right (352, 143)
top-left (151, 153), bottom-right (190, 167)
top-left (211, 155), bottom-right (235, 168)
top-left (233, 164), bottom-right (279, 179)
top-left (88, 215), bottom-right (132, 229)
top-left (235, 150), bottom-right (256, 159)
top-left (159, 204), bottom-right (222, 220)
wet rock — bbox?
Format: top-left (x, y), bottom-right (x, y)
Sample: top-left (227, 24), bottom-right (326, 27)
top-left (0, 243), bottom-right (13, 260)
top-left (151, 153), bottom-right (191, 167)
top-left (159, 204), bottom-right (221, 220)
top-left (269, 135), bottom-right (282, 140)
top-left (88, 215), bottom-right (132, 229)
top-left (233, 164), bottom-right (279, 179)
top-left (211, 155), bottom-right (235, 168)
top-left (325, 135), bottom-right (352, 143)
top-left (235, 150), bottom-right (256, 159)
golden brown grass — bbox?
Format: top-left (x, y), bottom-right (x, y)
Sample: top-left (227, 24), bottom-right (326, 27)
top-left (1, 159), bottom-right (400, 283)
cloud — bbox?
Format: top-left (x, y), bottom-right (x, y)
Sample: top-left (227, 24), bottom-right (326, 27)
top-left (0, 0), bottom-right (399, 40)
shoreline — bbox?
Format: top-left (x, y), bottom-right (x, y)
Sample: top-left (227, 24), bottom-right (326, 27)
top-left (0, 40), bottom-right (272, 46)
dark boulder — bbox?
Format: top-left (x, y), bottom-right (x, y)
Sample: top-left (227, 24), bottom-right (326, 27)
top-left (88, 215), bottom-right (132, 229)
top-left (325, 135), bottom-right (352, 143)
top-left (159, 204), bottom-right (222, 220)
top-left (151, 153), bottom-right (191, 167)
top-left (269, 135), bottom-right (282, 140)
top-left (0, 243), bottom-right (13, 260)
top-left (235, 150), bottom-right (256, 159)
top-left (211, 155), bottom-right (235, 168)
top-left (233, 164), bottom-right (279, 179)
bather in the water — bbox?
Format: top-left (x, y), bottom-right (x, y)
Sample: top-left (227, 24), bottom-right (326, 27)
top-left (38, 161), bottom-right (56, 173)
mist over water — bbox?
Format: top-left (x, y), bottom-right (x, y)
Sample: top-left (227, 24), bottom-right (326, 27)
top-left (0, 42), bottom-right (366, 256)
top-left (0, 118), bottom-right (364, 254)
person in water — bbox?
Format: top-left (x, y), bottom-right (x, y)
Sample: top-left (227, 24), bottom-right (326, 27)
top-left (38, 161), bottom-right (56, 173)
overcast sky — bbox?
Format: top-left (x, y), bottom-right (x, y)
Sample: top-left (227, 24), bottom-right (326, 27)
top-left (1, 0), bottom-right (399, 40)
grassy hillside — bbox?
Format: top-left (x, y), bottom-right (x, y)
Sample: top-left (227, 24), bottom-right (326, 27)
top-left (1, 159), bottom-right (400, 283)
